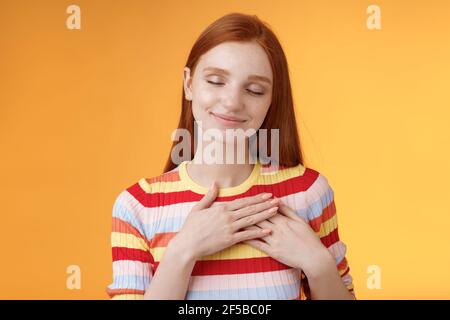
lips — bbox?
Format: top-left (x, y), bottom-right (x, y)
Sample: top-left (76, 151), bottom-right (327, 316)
top-left (210, 112), bottom-right (246, 123)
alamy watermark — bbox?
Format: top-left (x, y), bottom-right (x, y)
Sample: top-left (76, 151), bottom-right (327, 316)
top-left (170, 121), bottom-right (280, 168)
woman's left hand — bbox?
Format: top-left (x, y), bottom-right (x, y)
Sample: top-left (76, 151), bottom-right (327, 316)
top-left (242, 198), bottom-right (334, 275)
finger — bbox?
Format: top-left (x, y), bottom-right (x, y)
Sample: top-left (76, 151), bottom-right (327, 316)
top-left (242, 225), bottom-right (265, 232)
top-left (243, 225), bottom-right (261, 231)
top-left (232, 197), bottom-right (279, 220)
top-left (243, 225), bottom-right (273, 246)
top-left (231, 206), bottom-right (278, 231)
top-left (255, 219), bottom-right (274, 229)
top-left (266, 212), bottom-right (296, 226)
top-left (192, 181), bottom-right (219, 211)
top-left (233, 227), bottom-right (271, 244)
top-left (226, 192), bottom-right (273, 211)
top-left (242, 225), bottom-right (271, 239)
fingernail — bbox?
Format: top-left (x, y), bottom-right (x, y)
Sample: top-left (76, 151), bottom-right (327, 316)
top-left (210, 181), bottom-right (215, 189)
top-left (262, 229), bottom-right (272, 233)
top-left (270, 198), bottom-right (279, 204)
top-left (261, 193), bottom-right (272, 200)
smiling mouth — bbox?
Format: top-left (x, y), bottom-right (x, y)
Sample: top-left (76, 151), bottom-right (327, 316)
top-left (210, 112), bottom-right (247, 123)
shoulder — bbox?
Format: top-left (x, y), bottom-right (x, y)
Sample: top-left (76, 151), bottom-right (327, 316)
top-left (303, 167), bottom-right (334, 198)
top-left (112, 179), bottom-right (148, 213)
top-left (300, 167), bottom-right (336, 222)
top-left (110, 169), bottom-right (180, 233)
top-left (110, 170), bottom-right (167, 218)
top-left (260, 161), bottom-right (330, 194)
top-left (114, 165), bottom-right (181, 201)
top-left (137, 165), bottom-right (182, 194)
top-left (273, 162), bottom-right (334, 210)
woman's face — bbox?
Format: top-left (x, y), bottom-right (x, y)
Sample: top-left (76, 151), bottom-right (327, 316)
top-left (183, 41), bottom-right (273, 138)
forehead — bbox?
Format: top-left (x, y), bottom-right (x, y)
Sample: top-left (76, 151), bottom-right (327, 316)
top-left (196, 41), bottom-right (273, 80)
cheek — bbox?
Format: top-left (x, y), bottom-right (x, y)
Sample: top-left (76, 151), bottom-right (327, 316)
top-left (248, 100), bottom-right (272, 127)
top-left (192, 86), bottom-right (217, 113)
top-left (191, 93), bottom-right (220, 127)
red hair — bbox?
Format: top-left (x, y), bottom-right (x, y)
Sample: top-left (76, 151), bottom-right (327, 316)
top-left (163, 12), bottom-right (304, 172)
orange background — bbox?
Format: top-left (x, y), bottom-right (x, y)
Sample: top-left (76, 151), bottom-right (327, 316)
top-left (1, 0), bottom-right (449, 299)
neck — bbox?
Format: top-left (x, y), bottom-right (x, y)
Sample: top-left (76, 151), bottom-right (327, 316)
top-left (187, 139), bottom-right (257, 189)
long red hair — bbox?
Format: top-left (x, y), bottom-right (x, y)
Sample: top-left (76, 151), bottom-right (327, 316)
top-left (163, 12), bottom-right (304, 172)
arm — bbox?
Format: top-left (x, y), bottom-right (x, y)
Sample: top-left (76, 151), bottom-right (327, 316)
top-left (107, 191), bottom-right (197, 300)
top-left (106, 191), bottom-right (154, 300)
top-left (303, 174), bottom-right (356, 300)
top-left (143, 237), bottom-right (197, 300)
top-left (303, 250), bottom-right (355, 300)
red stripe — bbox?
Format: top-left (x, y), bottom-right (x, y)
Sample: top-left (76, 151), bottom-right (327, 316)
top-left (337, 257), bottom-right (349, 270)
top-left (341, 265), bottom-right (350, 277)
top-left (320, 228), bottom-right (339, 248)
top-left (112, 247), bottom-right (154, 264)
top-left (125, 183), bottom-right (148, 207)
top-left (154, 256), bottom-right (292, 276)
top-left (106, 288), bottom-right (145, 298)
top-left (309, 200), bottom-right (336, 232)
top-left (151, 232), bottom-right (176, 247)
top-left (146, 170), bottom-right (181, 183)
top-left (112, 217), bottom-right (151, 248)
top-left (127, 168), bottom-right (319, 208)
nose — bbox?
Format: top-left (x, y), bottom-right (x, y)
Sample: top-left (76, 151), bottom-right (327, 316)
top-left (221, 85), bottom-right (244, 112)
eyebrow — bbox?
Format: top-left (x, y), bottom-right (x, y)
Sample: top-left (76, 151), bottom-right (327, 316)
top-left (202, 67), bottom-right (272, 85)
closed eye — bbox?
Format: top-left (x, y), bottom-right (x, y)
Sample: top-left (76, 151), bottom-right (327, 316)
top-left (247, 90), bottom-right (264, 96)
top-left (207, 80), bottom-right (224, 85)
top-left (206, 80), bottom-right (264, 96)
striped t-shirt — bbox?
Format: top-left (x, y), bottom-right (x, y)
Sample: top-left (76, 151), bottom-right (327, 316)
top-left (106, 159), bottom-right (355, 299)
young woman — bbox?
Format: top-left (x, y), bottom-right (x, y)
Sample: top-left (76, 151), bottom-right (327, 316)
top-left (106, 13), bottom-right (355, 300)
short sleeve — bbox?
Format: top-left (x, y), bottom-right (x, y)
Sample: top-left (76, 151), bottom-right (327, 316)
top-left (301, 173), bottom-right (356, 299)
top-left (106, 191), bottom-right (154, 300)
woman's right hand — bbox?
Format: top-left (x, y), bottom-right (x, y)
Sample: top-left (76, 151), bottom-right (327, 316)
top-left (170, 181), bottom-right (279, 261)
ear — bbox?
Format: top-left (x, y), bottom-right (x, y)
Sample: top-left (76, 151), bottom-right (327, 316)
top-left (183, 66), bottom-right (193, 101)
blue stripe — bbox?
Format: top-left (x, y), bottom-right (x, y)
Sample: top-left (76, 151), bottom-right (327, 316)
top-left (113, 193), bottom-right (147, 238)
top-left (108, 275), bottom-right (150, 291)
top-left (143, 216), bottom-right (185, 237)
top-left (304, 182), bottom-right (334, 221)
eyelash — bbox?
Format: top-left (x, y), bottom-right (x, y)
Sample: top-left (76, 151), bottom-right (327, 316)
top-left (206, 80), bottom-right (264, 96)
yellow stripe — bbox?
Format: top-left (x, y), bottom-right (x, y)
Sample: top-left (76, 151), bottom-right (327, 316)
top-left (338, 264), bottom-right (349, 275)
top-left (141, 179), bottom-right (186, 193)
top-left (317, 214), bottom-right (338, 238)
top-left (179, 160), bottom-right (260, 196)
top-left (150, 243), bottom-right (268, 262)
top-left (111, 232), bottom-right (149, 251)
top-left (344, 283), bottom-right (354, 291)
top-left (259, 164), bottom-right (305, 183)
top-left (138, 178), bottom-right (152, 193)
top-left (111, 294), bottom-right (144, 300)
top-left (338, 258), bottom-right (351, 270)
top-left (139, 163), bottom-right (306, 196)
